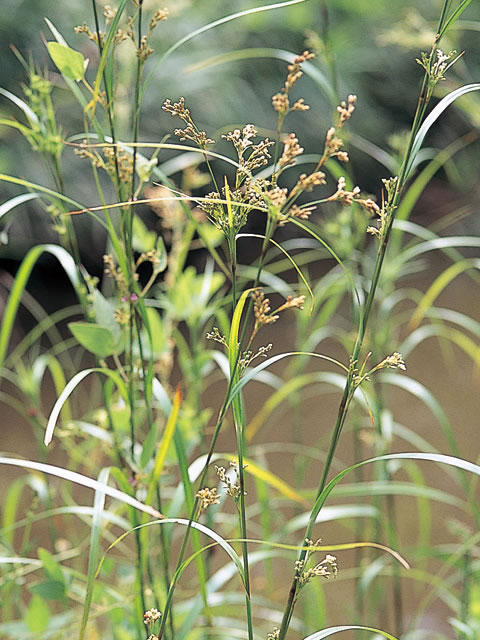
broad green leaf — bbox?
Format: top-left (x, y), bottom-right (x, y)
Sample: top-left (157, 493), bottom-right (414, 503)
top-left (47, 42), bottom-right (86, 81)
top-left (92, 290), bottom-right (121, 345)
top-left (29, 580), bottom-right (65, 601)
top-left (132, 214), bottom-right (157, 252)
top-left (25, 595), bottom-right (50, 633)
top-left (68, 322), bottom-right (117, 358)
top-left (38, 548), bottom-right (64, 584)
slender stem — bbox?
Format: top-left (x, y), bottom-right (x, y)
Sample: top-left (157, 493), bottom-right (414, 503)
top-left (276, 4), bottom-right (453, 635)
top-left (157, 214), bottom-right (277, 639)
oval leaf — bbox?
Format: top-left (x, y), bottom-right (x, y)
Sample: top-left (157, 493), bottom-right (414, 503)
top-left (47, 42), bottom-right (86, 81)
top-left (68, 322), bottom-right (117, 358)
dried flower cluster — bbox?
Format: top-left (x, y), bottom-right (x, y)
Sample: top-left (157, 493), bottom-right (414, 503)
top-left (366, 176), bottom-right (399, 240)
top-left (163, 97), bottom-right (214, 147)
top-left (196, 487), bottom-right (220, 512)
top-left (252, 289), bottom-right (305, 340)
top-left (206, 327), bottom-right (228, 348)
top-left (295, 553), bottom-right (338, 586)
top-left (266, 627), bottom-right (280, 640)
top-left (279, 133), bottom-right (304, 170)
top-left (239, 344), bottom-right (273, 371)
top-left (75, 6), bottom-right (167, 58)
top-left (272, 50), bottom-right (315, 117)
top-left (144, 608), bottom-right (162, 625)
top-left (223, 125), bottom-right (274, 183)
top-left (215, 461), bottom-right (244, 502)
top-left (377, 352), bottom-right (407, 371)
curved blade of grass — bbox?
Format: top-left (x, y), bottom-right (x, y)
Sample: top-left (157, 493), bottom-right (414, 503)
top-left (0, 88), bottom-right (39, 126)
top-left (32, 355), bottom-right (72, 423)
top-left (142, 0), bottom-right (313, 96)
top-left (247, 372), bottom-right (335, 441)
top-left (186, 48), bottom-right (335, 103)
top-left (312, 453), bottom-right (480, 529)
top-left (0, 244), bottom-right (80, 373)
top-left (304, 626), bottom-right (398, 639)
top-left (96, 518), bottom-right (246, 588)
top-left (1, 505), bottom-right (130, 536)
top-left (329, 481), bottom-right (466, 510)
top-left (177, 536), bottom-right (409, 575)
top-left (401, 324), bottom-right (480, 366)
top-left (229, 352), bottom-right (348, 408)
top-left (237, 233), bottom-right (314, 313)
top-left (2, 477), bottom-right (28, 548)
top-left (409, 258), bottom-right (480, 329)
top-left (80, 467), bottom-right (110, 640)
top-left (405, 84), bottom-right (480, 179)
top-left (73, 140), bottom-right (241, 171)
top-left (0, 457), bottom-right (161, 518)
top-left (286, 504), bottom-right (379, 532)
top-left (0, 174), bottom-right (84, 211)
top-left (395, 133), bottom-right (476, 224)
top-left (0, 193), bottom-right (40, 223)
top-left (45, 368), bottom-right (128, 446)
top-left (399, 235), bottom-right (480, 265)
top-left (228, 288), bottom-right (255, 372)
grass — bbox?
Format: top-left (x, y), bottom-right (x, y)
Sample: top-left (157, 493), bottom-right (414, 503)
top-left (1, 1), bottom-right (480, 639)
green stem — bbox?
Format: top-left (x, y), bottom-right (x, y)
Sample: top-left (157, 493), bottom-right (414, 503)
top-left (276, 4), bottom-right (454, 636)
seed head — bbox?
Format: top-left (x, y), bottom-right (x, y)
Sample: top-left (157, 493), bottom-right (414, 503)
top-left (196, 487), bottom-right (220, 512)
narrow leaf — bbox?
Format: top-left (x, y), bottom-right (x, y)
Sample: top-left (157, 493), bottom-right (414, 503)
top-left (45, 368), bottom-right (128, 446)
top-left (0, 457), bottom-right (162, 519)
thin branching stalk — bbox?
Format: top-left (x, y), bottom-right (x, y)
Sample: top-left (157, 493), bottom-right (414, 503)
top-left (277, 4), bottom-right (456, 637)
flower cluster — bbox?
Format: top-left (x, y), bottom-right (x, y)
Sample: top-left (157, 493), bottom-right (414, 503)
top-left (366, 176), bottom-right (398, 240)
top-left (163, 97), bottom-right (214, 147)
top-left (215, 461), bottom-right (245, 502)
top-left (223, 125), bottom-right (274, 183)
top-left (196, 487), bottom-right (220, 512)
top-left (272, 50), bottom-right (315, 117)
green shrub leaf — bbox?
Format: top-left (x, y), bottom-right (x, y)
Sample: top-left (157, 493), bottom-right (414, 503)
top-left (25, 595), bottom-right (50, 632)
top-left (47, 42), bottom-right (86, 81)
top-left (68, 322), bottom-right (117, 358)
top-left (29, 580), bottom-right (65, 601)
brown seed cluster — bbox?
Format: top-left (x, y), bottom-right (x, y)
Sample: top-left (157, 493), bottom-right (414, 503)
top-left (163, 98), bottom-right (214, 147)
top-left (272, 50), bottom-right (315, 116)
